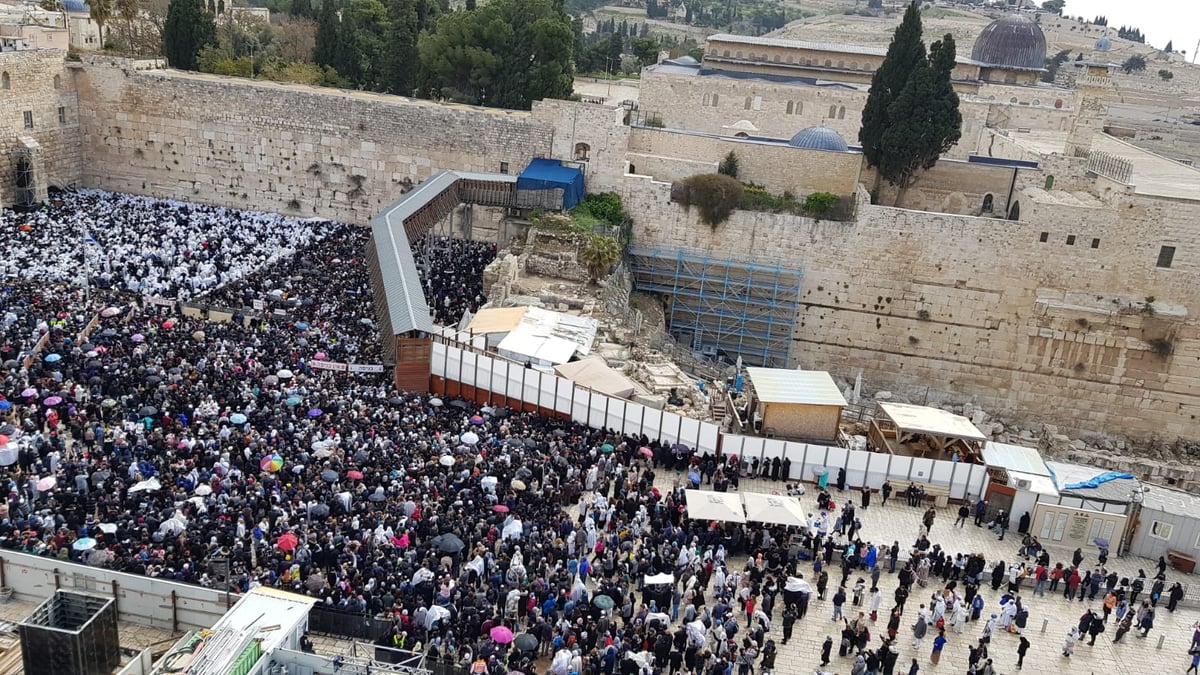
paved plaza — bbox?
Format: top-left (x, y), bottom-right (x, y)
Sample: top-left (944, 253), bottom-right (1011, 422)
top-left (674, 475), bottom-right (1200, 675)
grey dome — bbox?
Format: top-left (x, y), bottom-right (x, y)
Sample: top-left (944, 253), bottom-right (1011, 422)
top-left (970, 15), bottom-right (1047, 70)
top-left (787, 126), bottom-right (849, 152)
top-left (1094, 36), bottom-right (1112, 52)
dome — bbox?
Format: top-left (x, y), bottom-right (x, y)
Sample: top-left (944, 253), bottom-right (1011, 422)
top-left (63, 0), bottom-right (90, 12)
top-left (970, 15), bottom-right (1047, 70)
top-left (787, 126), bottom-right (849, 152)
top-left (1094, 36), bottom-right (1112, 52)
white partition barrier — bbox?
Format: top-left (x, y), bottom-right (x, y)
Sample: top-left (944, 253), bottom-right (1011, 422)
top-left (698, 422), bottom-right (720, 456)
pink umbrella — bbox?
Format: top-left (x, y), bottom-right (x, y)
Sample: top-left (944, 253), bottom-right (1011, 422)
top-left (20, 388), bottom-right (36, 398)
top-left (639, 446), bottom-right (653, 458)
top-left (314, 352), bottom-right (327, 361)
top-left (492, 504), bottom-right (509, 513)
top-left (36, 476), bottom-right (56, 491)
top-left (43, 396), bottom-right (62, 406)
top-left (490, 626), bottom-right (514, 644)
top-left (469, 415), bottom-right (485, 425)
top-left (260, 454), bottom-right (284, 472)
top-left (347, 470), bottom-right (364, 480)
top-left (131, 334), bottom-right (145, 343)
top-left (162, 320), bottom-right (175, 329)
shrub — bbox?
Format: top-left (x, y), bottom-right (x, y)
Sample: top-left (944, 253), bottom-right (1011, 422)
top-left (672, 174), bottom-right (744, 228)
top-left (572, 192), bottom-right (628, 227)
top-left (803, 191), bottom-right (839, 216)
top-left (643, 114), bottom-right (665, 128)
top-left (1158, 69), bottom-right (1174, 81)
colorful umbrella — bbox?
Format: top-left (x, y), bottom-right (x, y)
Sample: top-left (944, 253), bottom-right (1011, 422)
top-left (469, 415), bottom-right (485, 425)
top-left (44, 353), bottom-right (61, 363)
top-left (295, 322), bottom-right (309, 331)
top-left (72, 537), bottom-right (98, 551)
top-left (276, 532), bottom-right (299, 551)
top-left (0, 401), bottom-right (9, 411)
top-left (307, 408), bottom-right (322, 417)
top-left (43, 396), bottom-right (62, 406)
top-left (131, 334), bottom-right (145, 343)
top-left (260, 454), bottom-right (284, 472)
top-left (229, 413), bottom-right (247, 425)
top-left (20, 388), bottom-right (36, 398)
top-left (600, 443), bottom-right (614, 453)
top-left (161, 320), bottom-right (175, 329)
top-left (0, 435), bottom-right (8, 446)
top-left (490, 626), bottom-right (514, 644)
top-left (314, 352), bottom-right (327, 361)
top-left (492, 504), bottom-right (509, 513)
top-left (36, 476), bottom-right (56, 491)
top-left (347, 470), bottom-right (364, 480)
top-left (100, 307), bottom-right (121, 318)
top-left (639, 446), bottom-right (653, 458)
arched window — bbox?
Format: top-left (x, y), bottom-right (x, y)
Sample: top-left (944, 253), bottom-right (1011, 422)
top-left (1010, 97), bottom-right (1019, 104)
top-left (786, 55), bottom-right (794, 64)
top-left (1, 72), bottom-right (9, 90)
top-left (574, 143), bottom-right (590, 161)
top-left (1032, 99), bottom-right (1040, 107)
top-left (824, 59), bottom-right (832, 67)
top-left (773, 54), bottom-right (781, 62)
top-left (53, 74), bottom-right (61, 89)
top-left (736, 51), bottom-right (743, 58)
top-left (981, 194), bottom-right (994, 212)
top-left (838, 106), bottom-right (846, 119)
top-left (723, 50), bottom-right (730, 57)
top-left (711, 94), bottom-right (719, 106)
top-left (1008, 201), bottom-right (1021, 221)
top-left (1044, 175), bottom-right (1055, 190)
top-left (829, 105), bottom-right (837, 118)
top-left (702, 93), bottom-right (710, 106)
top-left (786, 101), bottom-right (794, 115)
top-left (744, 96), bottom-right (752, 110)
top-left (794, 101), bottom-right (802, 115)
top-left (850, 61), bottom-right (858, 70)
top-left (734, 132), bottom-right (749, 138)
top-left (837, 60), bottom-right (844, 69)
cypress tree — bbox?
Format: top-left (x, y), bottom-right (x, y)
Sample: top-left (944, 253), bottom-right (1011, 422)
top-left (291, 0), bottom-right (313, 18)
top-left (859, 1), bottom-right (926, 172)
top-left (163, 0), bottom-right (216, 70)
top-left (385, 0), bottom-right (419, 95)
top-left (314, 0), bottom-right (340, 68)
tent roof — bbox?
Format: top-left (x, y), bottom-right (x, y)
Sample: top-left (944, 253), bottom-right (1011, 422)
top-left (982, 441), bottom-right (1050, 477)
top-left (517, 159), bottom-right (585, 210)
top-left (746, 367), bottom-right (846, 407)
top-left (878, 402), bottom-right (986, 442)
top-left (468, 307), bottom-right (530, 335)
top-left (740, 492), bottom-right (808, 527)
top-left (497, 327), bottom-right (578, 365)
top-left (685, 489), bottom-right (746, 523)
top-left (555, 357), bottom-right (646, 400)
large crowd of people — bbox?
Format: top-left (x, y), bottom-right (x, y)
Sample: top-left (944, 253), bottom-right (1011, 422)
top-left (415, 235), bottom-right (497, 326)
top-left (0, 191), bottom-right (1194, 675)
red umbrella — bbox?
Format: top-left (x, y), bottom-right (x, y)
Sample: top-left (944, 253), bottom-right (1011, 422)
top-left (347, 470), bottom-right (364, 480)
top-left (277, 533), bottom-right (299, 551)
top-left (492, 504), bottom-right (509, 513)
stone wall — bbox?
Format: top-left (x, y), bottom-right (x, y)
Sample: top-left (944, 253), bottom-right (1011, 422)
top-left (72, 63), bottom-right (556, 224)
top-left (864, 158), bottom-right (1024, 216)
top-left (626, 126), bottom-right (862, 197)
top-left (622, 175), bottom-right (1200, 440)
top-left (0, 50), bottom-right (82, 205)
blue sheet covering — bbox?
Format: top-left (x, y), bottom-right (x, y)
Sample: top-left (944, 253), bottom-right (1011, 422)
top-left (516, 159), bottom-right (585, 210)
top-left (1061, 471), bottom-right (1135, 491)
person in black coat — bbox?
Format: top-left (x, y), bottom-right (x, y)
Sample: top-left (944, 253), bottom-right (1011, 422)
top-left (770, 457), bottom-right (781, 481)
top-left (836, 467), bottom-right (846, 491)
top-left (821, 635), bottom-right (833, 666)
top-left (1017, 511), bottom-right (1031, 534)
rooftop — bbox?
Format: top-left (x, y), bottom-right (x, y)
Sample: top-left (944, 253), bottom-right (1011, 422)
top-left (706, 32), bottom-right (990, 68)
top-left (878, 402), bottom-right (987, 442)
top-left (746, 367), bottom-right (847, 407)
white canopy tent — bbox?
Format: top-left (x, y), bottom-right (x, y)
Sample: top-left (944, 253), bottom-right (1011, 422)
top-left (685, 489), bottom-right (746, 523)
top-left (740, 492), bottom-right (809, 528)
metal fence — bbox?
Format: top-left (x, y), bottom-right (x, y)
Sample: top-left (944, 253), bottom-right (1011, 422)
top-left (307, 605), bottom-right (397, 642)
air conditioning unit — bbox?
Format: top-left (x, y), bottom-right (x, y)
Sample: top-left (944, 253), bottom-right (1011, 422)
top-left (1015, 478), bottom-right (1032, 490)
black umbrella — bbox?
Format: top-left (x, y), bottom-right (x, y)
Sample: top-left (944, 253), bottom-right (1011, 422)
top-left (91, 470), bottom-right (110, 486)
top-left (515, 467), bottom-right (533, 481)
top-left (86, 359), bottom-right (101, 368)
top-left (138, 405), bottom-right (157, 417)
top-left (88, 376), bottom-right (102, 386)
top-left (309, 503), bottom-right (330, 518)
top-left (514, 634), bottom-right (538, 651)
top-left (552, 429), bottom-right (568, 438)
top-left (433, 533), bottom-right (465, 553)
top-left (146, 375), bottom-right (162, 385)
top-left (523, 438), bottom-right (537, 449)
top-left (449, 400), bottom-right (469, 409)
top-left (505, 438), bottom-right (524, 448)
top-left (388, 397), bottom-right (404, 405)
top-left (167, 367), bottom-right (182, 375)
top-left (0, 424), bottom-right (15, 436)
top-left (320, 469), bottom-right (338, 482)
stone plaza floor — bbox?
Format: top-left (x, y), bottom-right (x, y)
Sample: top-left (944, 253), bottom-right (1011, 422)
top-left (683, 475), bottom-right (1200, 675)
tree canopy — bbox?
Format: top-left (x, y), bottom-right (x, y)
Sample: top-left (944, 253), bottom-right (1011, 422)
top-left (418, 0), bottom-right (573, 109)
top-left (163, 0), bottom-right (216, 70)
top-left (859, 2), bottom-right (926, 172)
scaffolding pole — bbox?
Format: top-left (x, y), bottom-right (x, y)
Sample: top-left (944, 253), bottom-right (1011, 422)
top-left (629, 247), bottom-right (802, 368)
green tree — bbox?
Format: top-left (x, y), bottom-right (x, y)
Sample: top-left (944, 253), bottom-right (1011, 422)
top-left (629, 36), bottom-right (658, 67)
top-left (163, 0), bottom-right (216, 70)
top-left (419, 0), bottom-right (573, 109)
top-left (339, 0), bottom-right (391, 88)
top-left (90, 0), bottom-right (113, 47)
top-left (1121, 54), bottom-right (1146, 73)
top-left (1158, 69), bottom-right (1174, 80)
top-left (384, 0), bottom-right (419, 95)
top-left (578, 234), bottom-right (621, 283)
top-left (465, 0), bottom-right (475, 8)
top-left (717, 151), bottom-right (738, 178)
top-left (877, 34), bottom-right (961, 197)
top-left (859, 2), bottom-right (926, 177)
top-left (314, 0), bottom-right (340, 67)
top-left (1040, 0), bottom-right (1064, 14)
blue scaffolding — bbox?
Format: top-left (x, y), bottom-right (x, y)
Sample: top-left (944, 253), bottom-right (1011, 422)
top-left (628, 247), bottom-right (803, 368)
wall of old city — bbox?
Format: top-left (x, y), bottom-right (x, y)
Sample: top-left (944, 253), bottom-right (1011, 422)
top-left (620, 175), bottom-right (1200, 439)
top-left (864, 158), bottom-right (1024, 215)
top-left (0, 50), bottom-right (81, 205)
top-left (71, 60), bottom-right (556, 224)
top-left (626, 126), bottom-right (862, 197)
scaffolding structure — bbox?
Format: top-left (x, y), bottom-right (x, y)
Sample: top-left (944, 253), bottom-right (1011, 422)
top-left (629, 247), bottom-right (802, 368)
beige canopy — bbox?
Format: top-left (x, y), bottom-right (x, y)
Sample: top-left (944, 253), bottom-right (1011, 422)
top-left (685, 489), bottom-right (746, 523)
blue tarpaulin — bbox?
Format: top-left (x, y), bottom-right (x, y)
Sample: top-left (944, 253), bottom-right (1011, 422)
top-left (1061, 471), bottom-right (1135, 491)
top-left (517, 159), bottom-right (585, 210)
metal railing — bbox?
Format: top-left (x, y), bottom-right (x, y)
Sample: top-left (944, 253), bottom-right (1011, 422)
top-left (308, 605), bottom-right (397, 642)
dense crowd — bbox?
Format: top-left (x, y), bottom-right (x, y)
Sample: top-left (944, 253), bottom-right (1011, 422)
top-left (415, 236), bottom-right (497, 326)
top-left (0, 191), bottom-right (1193, 675)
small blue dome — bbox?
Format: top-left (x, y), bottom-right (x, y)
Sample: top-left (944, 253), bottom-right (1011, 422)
top-left (63, 0), bottom-right (90, 12)
top-left (787, 126), bottom-right (849, 152)
top-left (1094, 36), bottom-right (1111, 52)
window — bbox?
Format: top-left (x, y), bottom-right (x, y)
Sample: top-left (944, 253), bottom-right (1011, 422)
top-left (736, 51), bottom-right (743, 59)
top-left (824, 59), bottom-right (832, 67)
top-left (58, 106), bottom-right (65, 124)
top-left (838, 106), bottom-right (846, 120)
top-left (829, 105), bottom-right (837, 118)
top-left (1091, 238), bottom-right (1100, 249)
top-left (1066, 235), bottom-right (1076, 246)
top-left (499, 162), bottom-right (509, 174)
top-left (773, 55), bottom-right (780, 63)
top-left (850, 61), bottom-right (858, 70)
top-left (23, 111), bottom-right (32, 129)
top-left (1045, 175), bottom-right (1055, 189)
top-left (1149, 520), bottom-right (1174, 540)
top-left (723, 50), bottom-right (730, 57)
top-left (794, 101), bottom-right (802, 115)
top-left (1032, 99), bottom-right (1040, 106)
top-left (786, 55), bottom-right (794, 64)
top-left (837, 60), bottom-right (844, 69)
top-left (573, 142), bottom-right (590, 162)
top-left (744, 96), bottom-right (752, 110)
top-left (1039, 232), bottom-right (1049, 243)
top-left (53, 74), bottom-right (61, 89)
top-left (702, 93), bottom-right (710, 106)
top-left (1157, 246), bottom-right (1176, 268)
top-left (1010, 97), bottom-right (1019, 104)
top-left (1194, 531), bottom-right (1200, 550)
top-left (786, 101), bottom-right (793, 115)
top-left (711, 94), bottom-right (719, 107)
top-left (752, 96), bottom-right (762, 111)
top-left (982, 194), bottom-right (994, 212)
top-left (1, 71), bottom-right (8, 89)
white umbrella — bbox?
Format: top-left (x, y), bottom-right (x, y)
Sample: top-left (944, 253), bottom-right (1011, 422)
top-left (501, 519), bottom-right (523, 541)
top-left (741, 492), bottom-right (808, 528)
top-left (424, 604), bottom-right (451, 629)
top-left (277, 369), bottom-right (294, 379)
top-left (130, 477), bottom-right (161, 493)
top-left (643, 573), bottom-right (675, 586)
top-left (98, 523), bottom-right (118, 534)
top-left (412, 567), bottom-right (435, 584)
top-left (194, 484), bottom-right (212, 496)
top-left (158, 517), bottom-right (186, 536)
top-left (439, 455), bottom-right (455, 467)
top-left (460, 432), bottom-right (479, 445)
top-left (784, 576), bottom-right (813, 594)
top-left (686, 620), bottom-right (708, 647)
top-left (0, 444), bottom-right (17, 467)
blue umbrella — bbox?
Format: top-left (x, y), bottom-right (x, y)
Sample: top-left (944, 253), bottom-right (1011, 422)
top-left (307, 408), bottom-right (323, 417)
top-left (44, 353), bottom-right (61, 363)
top-left (285, 396), bottom-right (302, 407)
top-left (295, 322), bottom-right (309, 331)
top-left (136, 460), bottom-right (156, 478)
top-left (72, 537), bottom-right (98, 551)
top-left (0, 401), bottom-right (11, 411)
top-left (230, 413), bottom-right (247, 425)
